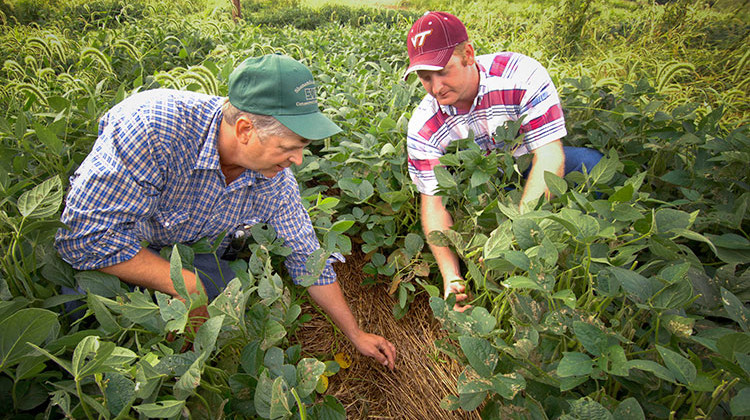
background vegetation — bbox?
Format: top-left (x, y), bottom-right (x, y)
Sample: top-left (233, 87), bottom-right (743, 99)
top-left (0, 0), bottom-right (748, 418)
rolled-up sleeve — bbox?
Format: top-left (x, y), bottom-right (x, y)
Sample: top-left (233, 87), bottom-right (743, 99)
top-left (55, 110), bottom-right (165, 270)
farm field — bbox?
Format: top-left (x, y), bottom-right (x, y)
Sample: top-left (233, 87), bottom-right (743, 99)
top-left (0, 0), bottom-right (748, 419)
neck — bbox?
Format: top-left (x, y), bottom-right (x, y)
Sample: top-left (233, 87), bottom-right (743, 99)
top-left (217, 119), bottom-right (244, 184)
top-left (455, 64), bottom-right (480, 113)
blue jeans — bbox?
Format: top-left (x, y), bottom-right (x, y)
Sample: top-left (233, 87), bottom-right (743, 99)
top-left (516, 146), bottom-right (603, 178)
top-left (561, 146), bottom-right (604, 175)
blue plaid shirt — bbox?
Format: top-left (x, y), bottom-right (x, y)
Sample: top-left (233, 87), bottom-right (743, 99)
top-left (55, 89), bottom-right (338, 286)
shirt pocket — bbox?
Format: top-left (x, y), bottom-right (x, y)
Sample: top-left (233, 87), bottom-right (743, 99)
top-left (153, 208), bottom-right (190, 232)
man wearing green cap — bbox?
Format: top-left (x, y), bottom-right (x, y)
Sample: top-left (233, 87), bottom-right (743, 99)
top-left (55, 54), bottom-right (397, 369)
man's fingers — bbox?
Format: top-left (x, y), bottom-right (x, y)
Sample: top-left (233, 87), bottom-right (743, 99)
top-left (453, 303), bottom-right (472, 312)
top-left (378, 340), bottom-right (396, 370)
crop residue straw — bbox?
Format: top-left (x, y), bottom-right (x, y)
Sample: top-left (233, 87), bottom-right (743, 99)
top-left (293, 250), bottom-right (481, 420)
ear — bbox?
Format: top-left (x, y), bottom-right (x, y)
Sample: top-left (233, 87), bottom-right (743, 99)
top-left (465, 43), bottom-right (476, 65)
top-left (234, 116), bottom-right (254, 145)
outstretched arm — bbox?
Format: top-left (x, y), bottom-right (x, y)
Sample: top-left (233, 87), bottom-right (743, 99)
top-left (420, 193), bottom-right (469, 312)
top-left (307, 282), bottom-right (396, 370)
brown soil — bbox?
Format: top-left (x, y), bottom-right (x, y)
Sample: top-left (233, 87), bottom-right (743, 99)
top-left (293, 250), bottom-right (481, 420)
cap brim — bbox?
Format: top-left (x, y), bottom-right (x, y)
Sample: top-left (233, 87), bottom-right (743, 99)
top-left (276, 112), bottom-right (342, 140)
top-left (403, 63), bottom-right (445, 80)
top-left (403, 46), bottom-right (455, 81)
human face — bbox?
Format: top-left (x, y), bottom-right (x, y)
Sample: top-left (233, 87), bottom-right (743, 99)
top-left (416, 52), bottom-right (477, 111)
top-left (244, 128), bottom-right (310, 178)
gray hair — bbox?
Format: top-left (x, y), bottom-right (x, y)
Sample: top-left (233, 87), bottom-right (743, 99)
top-left (221, 100), bottom-right (297, 139)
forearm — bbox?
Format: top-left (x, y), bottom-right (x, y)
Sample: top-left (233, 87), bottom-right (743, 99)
top-left (307, 282), bottom-right (362, 341)
top-left (521, 140), bottom-right (565, 206)
top-left (420, 194), bottom-right (462, 286)
top-left (98, 248), bottom-right (201, 298)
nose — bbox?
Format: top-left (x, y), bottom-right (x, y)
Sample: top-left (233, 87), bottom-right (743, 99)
top-left (432, 75), bottom-right (445, 93)
top-left (289, 149), bottom-right (303, 166)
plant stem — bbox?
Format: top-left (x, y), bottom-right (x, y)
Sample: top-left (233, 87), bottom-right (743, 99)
top-left (75, 379), bottom-right (95, 420)
top-left (292, 388), bottom-right (307, 420)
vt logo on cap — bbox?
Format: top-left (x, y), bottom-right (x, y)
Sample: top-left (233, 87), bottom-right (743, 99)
top-left (228, 54), bottom-right (341, 140)
top-left (404, 11), bottom-right (469, 80)
top-left (411, 29), bottom-right (433, 48)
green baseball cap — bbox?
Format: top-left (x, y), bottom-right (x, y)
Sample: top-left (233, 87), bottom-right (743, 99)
top-left (228, 54), bottom-right (342, 140)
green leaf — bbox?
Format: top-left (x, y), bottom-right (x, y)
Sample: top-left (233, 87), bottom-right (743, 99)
top-left (557, 352), bottom-right (593, 377)
top-left (458, 336), bottom-right (498, 377)
top-left (569, 397), bottom-right (614, 420)
top-left (72, 336), bottom-right (116, 379)
top-left (117, 289), bottom-right (161, 327)
top-left (434, 166), bottom-right (457, 189)
top-left (329, 220), bottom-right (354, 233)
top-left (628, 359), bottom-right (675, 382)
top-left (603, 267), bottom-right (659, 303)
top-left (651, 279), bottom-right (693, 310)
top-left (612, 397), bottom-right (645, 420)
top-left (469, 307), bottom-right (497, 335)
top-left (240, 339), bottom-right (263, 377)
top-left (262, 320), bottom-right (287, 350)
top-left (32, 122), bottom-right (63, 155)
top-left (654, 208), bottom-right (694, 234)
top-left (76, 270), bottom-right (123, 298)
top-left (484, 223), bottom-right (513, 260)
top-left (404, 233), bottom-right (424, 257)
top-left (104, 372), bottom-right (135, 417)
top-left (731, 387), bottom-right (750, 416)
top-left (17, 176), bottom-right (62, 219)
top-left (458, 389), bottom-right (487, 411)
top-left (721, 287), bottom-right (750, 332)
top-left (503, 250), bottom-right (531, 271)
top-left (254, 371), bottom-right (274, 418)
top-left (174, 356), bottom-right (203, 400)
top-left (87, 294), bottom-right (121, 335)
top-left (157, 292), bottom-right (189, 333)
top-left (296, 358), bottom-right (325, 398)
top-left (470, 169), bottom-right (491, 188)
top-left (716, 332), bottom-right (750, 361)
top-left (338, 178), bottom-right (374, 203)
top-left (656, 345), bottom-right (696, 385)
top-left (194, 315), bottom-right (224, 356)
top-left (573, 321), bottom-right (609, 357)
top-left (503, 276), bottom-right (543, 291)
top-left (440, 394), bottom-right (460, 411)
top-left (512, 218), bottom-right (540, 250)
top-left (490, 372), bottom-right (525, 400)
top-left (270, 376), bottom-right (292, 419)
top-left (310, 395), bottom-right (346, 420)
top-left (600, 345), bottom-right (629, 376)
top-left (259, 272), bottom-right (284, 304)
top-left (552, 289), bottom-right (576, 309)
top-left (133, 400), bottom-right (185, 418)
top-left (0, 308), bottom-right (59, 370)
top-left (609, 184), bottom-right (634, 203)
top-left (544, 171), bottom-right (567, 196)
top-left (169, 245), bottom-right (191, 302)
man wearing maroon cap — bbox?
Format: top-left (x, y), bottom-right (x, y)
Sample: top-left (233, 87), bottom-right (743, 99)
top-left (404, 12), bottom-right (603, 311)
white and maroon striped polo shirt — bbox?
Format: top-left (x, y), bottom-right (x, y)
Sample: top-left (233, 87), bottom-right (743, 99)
top-left (406, 52), bottom-right (567, 195)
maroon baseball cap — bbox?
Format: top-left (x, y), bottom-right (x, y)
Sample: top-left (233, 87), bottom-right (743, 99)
top-left (404, 11), bottom-right (468, 80)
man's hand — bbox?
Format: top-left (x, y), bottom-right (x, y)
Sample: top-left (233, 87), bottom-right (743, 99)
top-left (445, 278), bottom-right (471, 312)
top-left (166, 304), bottom-right (209, 352)
top-left (350, 331), bottom-right (397, 371)
top-left (186, 304), bottom-right (209, 338)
